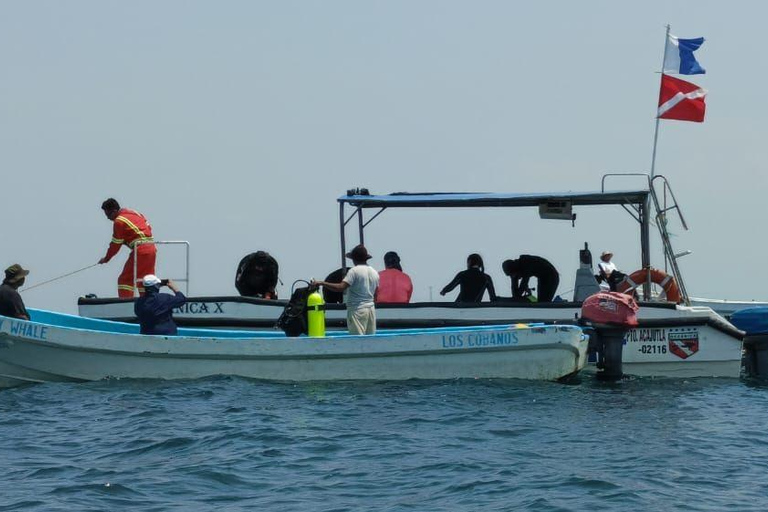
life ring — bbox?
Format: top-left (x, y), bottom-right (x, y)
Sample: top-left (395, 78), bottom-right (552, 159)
top-left (617, 268), bottom-right (682, 304)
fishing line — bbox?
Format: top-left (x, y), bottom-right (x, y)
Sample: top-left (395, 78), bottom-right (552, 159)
top-left (23, 263), bottom-right (100, 292)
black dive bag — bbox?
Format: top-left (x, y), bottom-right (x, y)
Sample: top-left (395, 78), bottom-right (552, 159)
top-left (276, 283), bottom-right (317, 337)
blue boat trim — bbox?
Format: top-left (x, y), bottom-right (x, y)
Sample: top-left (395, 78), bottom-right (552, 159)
top-left (19, 309), bottom-right (581, 341)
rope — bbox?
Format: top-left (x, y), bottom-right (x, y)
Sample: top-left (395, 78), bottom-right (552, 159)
top-left (23, 263), bottom-right (99, 292)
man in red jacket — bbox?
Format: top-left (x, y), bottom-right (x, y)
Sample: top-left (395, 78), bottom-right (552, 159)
top-left (98, 198), bottom-right (157, 298)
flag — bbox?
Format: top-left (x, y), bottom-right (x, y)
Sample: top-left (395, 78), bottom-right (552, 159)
top-left (663, 35), bottom-right (706, 75)
top-left (657, 74), bottom-right (707, 122)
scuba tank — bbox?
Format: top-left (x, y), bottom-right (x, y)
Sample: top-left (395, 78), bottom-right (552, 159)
top-left (307, 288), bottom-right (326, 337)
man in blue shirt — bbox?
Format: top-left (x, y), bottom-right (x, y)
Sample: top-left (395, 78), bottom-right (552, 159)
top-left (134, 275), bottom-right (187, 335)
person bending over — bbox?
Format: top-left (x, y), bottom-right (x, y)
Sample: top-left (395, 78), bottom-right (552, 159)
top-left (502, 255), bottom-right (559, 303)
top-left (98, 198), bottom-right (157, 298)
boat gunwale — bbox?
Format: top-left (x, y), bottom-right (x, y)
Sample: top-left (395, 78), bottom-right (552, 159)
top-left (15, 310), bottom-right (583, 340)
top-left (77, 295), bottom-right (680, 311)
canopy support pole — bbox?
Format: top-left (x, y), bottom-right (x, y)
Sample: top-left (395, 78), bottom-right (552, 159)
top-left (339, 203), bottom-right (347, 273)
top-left (357, 208), bottom-right (364, 245)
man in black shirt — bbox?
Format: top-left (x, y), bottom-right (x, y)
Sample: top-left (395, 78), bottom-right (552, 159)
top-left (502, 255), bottom-right (560, 302)
top-left (0, 264), bottom-right (30, 320)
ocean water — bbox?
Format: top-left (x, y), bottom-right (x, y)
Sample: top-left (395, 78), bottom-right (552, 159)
top-left (1, 377), bottom-right (767, 512)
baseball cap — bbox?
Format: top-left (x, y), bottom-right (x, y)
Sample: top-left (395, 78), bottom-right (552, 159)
top-left (142, 274), bottom-right (162, 287)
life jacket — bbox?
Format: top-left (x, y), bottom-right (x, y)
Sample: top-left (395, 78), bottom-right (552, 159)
top-left (103, 208), bottom-right (155, 264)
top-left (113, 209), bottom-right (153, 248)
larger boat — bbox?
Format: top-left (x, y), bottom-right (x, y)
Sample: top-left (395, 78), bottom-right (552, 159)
top-left (78, 174), bottom-right (745, 378)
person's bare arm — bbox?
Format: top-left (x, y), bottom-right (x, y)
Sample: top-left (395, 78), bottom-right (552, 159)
top-left (311, 279), bottom-right (349, 293)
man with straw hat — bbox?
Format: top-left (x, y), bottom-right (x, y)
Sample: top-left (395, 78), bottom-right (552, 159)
top-left (0, 264), bottom-right (30, 320)
top-left (312, 244), bottom-right (379, 335)
top-left (597, 250), bottom-right (624, 292)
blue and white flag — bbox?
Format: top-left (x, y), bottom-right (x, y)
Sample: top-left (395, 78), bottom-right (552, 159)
top-left (663, 35), bottom-right (706, 75)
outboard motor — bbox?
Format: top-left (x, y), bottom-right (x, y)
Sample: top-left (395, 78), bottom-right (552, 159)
top-left (730, 307), bottom-right (768, 381)
top-left (235, 251), bottom-right (279, 298)
top-left (573, 243), bottom-right (601, 302)
top-left (580, 291), bottom-right (639, 381)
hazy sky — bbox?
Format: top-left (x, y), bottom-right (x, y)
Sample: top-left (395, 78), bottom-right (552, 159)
top-left (2, 1), bottom-right (766, 313)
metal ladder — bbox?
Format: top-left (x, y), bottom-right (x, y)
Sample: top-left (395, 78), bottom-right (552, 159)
top-left (648, 175), bottom-right (690, 305)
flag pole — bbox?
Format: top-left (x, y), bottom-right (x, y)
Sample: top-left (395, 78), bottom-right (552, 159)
top-left (650, 24), bottom-right (671, 179)
top-left (642, 24), bottom-right (671, 298)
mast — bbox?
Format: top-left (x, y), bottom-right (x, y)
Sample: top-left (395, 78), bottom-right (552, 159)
top-left (641, 25), bottom-right (671, 299)
top-left (650, 24), bottom-right (671, 180)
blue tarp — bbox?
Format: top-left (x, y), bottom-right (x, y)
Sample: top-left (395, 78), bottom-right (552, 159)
top-left (730, 307), bottom-right (768, 335)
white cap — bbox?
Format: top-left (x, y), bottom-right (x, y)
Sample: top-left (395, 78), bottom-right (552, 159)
top-left (142, 274), bottom-right (162, 287)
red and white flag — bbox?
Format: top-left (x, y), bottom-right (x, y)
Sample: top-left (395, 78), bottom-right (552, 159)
top-left (657, 73), bottom-right (707, 122)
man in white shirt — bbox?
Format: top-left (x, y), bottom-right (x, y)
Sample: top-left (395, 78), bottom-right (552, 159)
top-left (598, 251), bottom-right (622, 291)
top-left (313, 245), bottom-right (379, 335)
top-left (598, 251), bottom-right (617, 278)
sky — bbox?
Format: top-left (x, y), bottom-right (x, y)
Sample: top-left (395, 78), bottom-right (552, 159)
top-left (1, 1), bottom-right (766, 313)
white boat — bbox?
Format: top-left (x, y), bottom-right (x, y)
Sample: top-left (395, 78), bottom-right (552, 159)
top-left (689, 297), bottom-right (768, 318)
top-left (78, 174), bottom-right (745, 378)
top-left (0, 309), bottom-right (588, 388)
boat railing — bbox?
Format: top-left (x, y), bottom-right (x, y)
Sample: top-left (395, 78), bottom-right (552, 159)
top-left (132, 240), bottom-right (190, 297)
top-left (649, 175), bottom-right (690, 305)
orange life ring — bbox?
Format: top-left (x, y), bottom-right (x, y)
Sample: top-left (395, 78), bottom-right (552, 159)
top-left (617, 268), bottom-right (682, 304)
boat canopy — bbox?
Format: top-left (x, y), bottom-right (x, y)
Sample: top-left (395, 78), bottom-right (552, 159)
top-left (336, 174), bottom-right (690, 303)
top-left (336, 188), bottom-right (654, 279)
top-left (338, 189), bottom-right (650, 208)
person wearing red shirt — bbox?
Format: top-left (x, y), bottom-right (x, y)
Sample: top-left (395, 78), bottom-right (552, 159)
top-left (98, 198), bottom-right (157, 298)
top-left (375, 251), bottom-right (413, 304)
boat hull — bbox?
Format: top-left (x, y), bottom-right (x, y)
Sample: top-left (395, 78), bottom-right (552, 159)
top-left (0, 313), bottom-right (587, 388)
top-left (78, 297), bottom-right (745, 378)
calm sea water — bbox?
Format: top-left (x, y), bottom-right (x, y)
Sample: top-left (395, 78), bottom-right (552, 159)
top-left (2, 377), bottom-right (768, 511)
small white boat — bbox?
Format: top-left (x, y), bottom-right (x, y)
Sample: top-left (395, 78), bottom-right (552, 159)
top-left (0, 310), bottom-right (588, 388)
